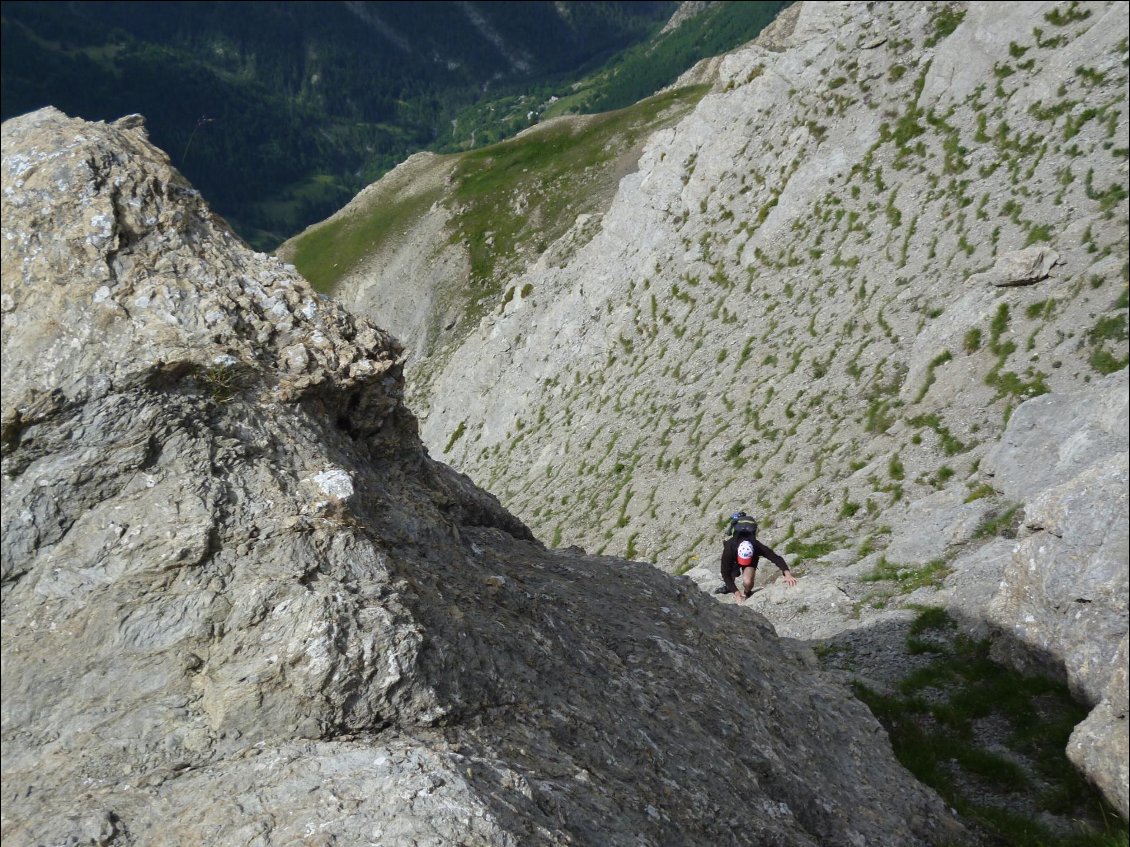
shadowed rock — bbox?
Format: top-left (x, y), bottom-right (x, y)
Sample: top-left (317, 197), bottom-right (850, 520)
top-left (983, 372), bottom-right (1129, 816)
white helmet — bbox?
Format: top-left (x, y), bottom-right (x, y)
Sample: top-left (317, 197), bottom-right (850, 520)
top-left (737, 540), bottom-right (754, 566)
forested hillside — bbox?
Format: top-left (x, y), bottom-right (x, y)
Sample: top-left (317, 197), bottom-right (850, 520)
top-left (1, 0), bottom-right (675, 247)
top-left (441, 1), bottom-right (789, 149)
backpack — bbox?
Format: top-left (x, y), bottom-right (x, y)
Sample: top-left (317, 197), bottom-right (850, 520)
top-left (728, 511), bottom-right (758, 541)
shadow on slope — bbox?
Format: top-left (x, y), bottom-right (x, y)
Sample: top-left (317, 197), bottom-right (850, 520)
top-left (814, 611), bottom-right (1128, 847)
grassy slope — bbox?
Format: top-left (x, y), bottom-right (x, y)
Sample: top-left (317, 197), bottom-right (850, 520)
top-left (449, 86), bottom-right (710, 300)
top-left (287, 83), bottom-right (709, 320)
top-left (287, 173), bottom-right (450, 296)
top-left (851, 609), bottom-right (1127, 847)
top-left (441, 1), bottom-right (789, 146)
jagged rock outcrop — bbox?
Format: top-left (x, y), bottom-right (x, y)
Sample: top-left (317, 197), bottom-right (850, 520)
top-left (983, 371), bottom-right (1129, 815)
top-left (981, 370), bottom-right (1129, 505)
top-left (1, 109), bottom-right (969, 846)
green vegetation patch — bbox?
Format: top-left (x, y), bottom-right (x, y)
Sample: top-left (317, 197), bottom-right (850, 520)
top-left (854, 609), bottom-right (1125, 847)
top-left (1085, 168), bottom-right (1129, 214)
top-left (963, 327), bottom-right (983, 353)
top-left (784, 536), bottom-right (843, 562)
top-left (965, 483), bottom-right (998, 503)
top-left (861, 557), bottom-right (951, 592)
top-left (194, 361), bottom-right (252, 405)
top-left (1045, 1), bottom-right (1092, 26)
top-left (289, 180), bottom-right (447, 293)
top-left (1086, 311), bottom-right (1130, 375)
top-left (925, 7), bottom-right (967, 48)
top-left (444, 420), bottom-right (468, 454)
top-left (974, 504), bottom-right (1023, 539)
top-left (909, 413), bottom-right (966, 456)
top-left (978, 301), bottom-right (1052, 402)
top-left (913, 349), bottom-right (953, 403)
top-left (572, 2), bottom-right (788, 114)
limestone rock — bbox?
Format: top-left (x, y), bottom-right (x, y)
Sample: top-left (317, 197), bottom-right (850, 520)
top-left (982, 371), bottom-right (1129, 504)
top-left (987, 451), bottom-right (1129, 703)
top-left (1, 109), bottom-right (961, 846)
top-left (984, 376), bottom-right (1129, 814)
top-left (1068, 635), bottom-right (1130, 819)
top-left (882, 490), bottom-right (999, 565)
top-left (933, 539), bottom-right (1018, 637)
top-left (966, 246), bottom-right (1060, 288)
top-left (747, 573), bottom-right (864, 641)
top-left (660, 1), bottom-right (717, 36)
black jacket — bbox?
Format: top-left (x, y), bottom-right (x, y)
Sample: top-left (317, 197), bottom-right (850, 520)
top-left (720, 536), bottom-right (789, 593)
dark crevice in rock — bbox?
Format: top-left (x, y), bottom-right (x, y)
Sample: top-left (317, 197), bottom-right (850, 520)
top-left (138, 434), bottom-right (163, 471)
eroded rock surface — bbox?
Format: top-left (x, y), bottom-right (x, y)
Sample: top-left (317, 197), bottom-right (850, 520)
top-left (984, 372), bottom-right (1129, 815)
top-left (1, 109), bottom-right (963, 846)
top-left (1068, 635), bottom-right (1130, 819)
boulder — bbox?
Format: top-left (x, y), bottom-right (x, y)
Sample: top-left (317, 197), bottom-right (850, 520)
top-left (966, 246), bottom-right (1060, 287)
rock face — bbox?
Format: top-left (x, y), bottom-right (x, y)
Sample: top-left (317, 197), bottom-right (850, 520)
top-left (1, 109), bottom-right (967, 845)
top-left (349, 1), bottom-right (1129, 588)
top-left (981, 370), bottom-right (1129, 504)
top-left (298, 0), bottom-right (1130, 820)
top-left (1068, 635), bottom-right (1130, 819)
top-left (983, 371), bottom-right (1129, 815)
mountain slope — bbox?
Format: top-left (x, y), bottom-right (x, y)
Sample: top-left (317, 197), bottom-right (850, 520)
top-left (278, 83), bottom-right (710, 364)
top-left (442, 0), bottom-right (790, 147)
top-left (385, 0), bottom-right (1127, 573)
top-left (1, 107), bottom-right (968, 847)
top-left (290, 2), bottom-right (1129, 822)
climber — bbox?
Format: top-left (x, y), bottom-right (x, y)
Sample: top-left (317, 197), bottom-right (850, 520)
top-left (717, 512), bottom-right (797, 604)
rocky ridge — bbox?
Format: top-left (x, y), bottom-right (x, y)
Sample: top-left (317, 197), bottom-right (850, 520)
top-left (1, 109), bottom-right (968, 846)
